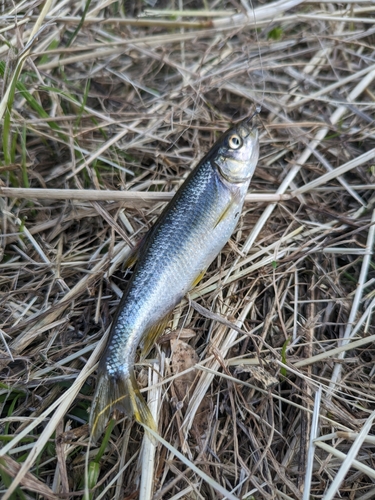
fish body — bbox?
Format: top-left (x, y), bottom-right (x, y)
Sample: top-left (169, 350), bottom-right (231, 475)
top-left (90, 117), bottom-right (259, 441)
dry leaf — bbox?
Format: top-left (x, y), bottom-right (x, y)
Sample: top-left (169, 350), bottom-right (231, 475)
top-left (191, 393), bottom-right (212, 443)
top-left (170, 336), bottom-right (213, 445)
top-left (170, 337), bottom-right (199, 406)
top-left (158, 327), bottom-right (196, 345)
top-left (235, 364), bottom-right (279, 389)
top-left (0, 455), bottom-right (59, 500)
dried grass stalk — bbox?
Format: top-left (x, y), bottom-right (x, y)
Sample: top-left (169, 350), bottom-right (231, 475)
top-left (1, 0), bottom-right (375, 498)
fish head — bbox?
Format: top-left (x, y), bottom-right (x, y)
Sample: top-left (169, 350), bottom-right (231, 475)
top-left (213, 116), bottom-right (259, 184)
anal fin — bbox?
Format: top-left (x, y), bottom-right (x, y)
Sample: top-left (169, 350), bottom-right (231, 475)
top-left (140, 312), bottom-right (173, 359)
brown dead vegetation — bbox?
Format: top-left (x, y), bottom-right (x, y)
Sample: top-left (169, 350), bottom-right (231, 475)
top-left (1, 0), bottom-right (375, 498)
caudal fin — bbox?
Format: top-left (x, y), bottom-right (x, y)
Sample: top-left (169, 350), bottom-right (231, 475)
top-left (89, 368), bottom-right (157, 443)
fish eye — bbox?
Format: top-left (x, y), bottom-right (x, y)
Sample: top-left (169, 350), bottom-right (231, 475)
top-left (228, 134), bottom-right (242, 150)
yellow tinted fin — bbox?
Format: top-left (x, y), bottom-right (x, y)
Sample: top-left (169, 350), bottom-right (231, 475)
top-left (191, 270), bottom-right (206, 288)
top-left (121, 231), bottom-right (151, 271)
top-left (90, 367), bottom-right (157, 443)
top-left (140, 313), bottom-right (172, 359)
top-left (126, 371), bottom-right (157, 434)
top-left (121, 241), bottom-right (142, 270)
top-left (122, 250), bottom-right (138, 270)
top-left (213, 201), bottom-right (234, 229)
top-left (90, 369), bottom-right (120, 443)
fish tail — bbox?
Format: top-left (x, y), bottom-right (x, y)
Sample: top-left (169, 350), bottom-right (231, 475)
top-left (90, 367), bottom-right (157, 443)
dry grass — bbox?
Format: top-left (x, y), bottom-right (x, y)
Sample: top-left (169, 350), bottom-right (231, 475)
top-left (1, 0), bottom-right (375, 498)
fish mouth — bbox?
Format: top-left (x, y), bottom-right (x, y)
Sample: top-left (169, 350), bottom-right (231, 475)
top-left (237, 107), bottom-right (261, 139)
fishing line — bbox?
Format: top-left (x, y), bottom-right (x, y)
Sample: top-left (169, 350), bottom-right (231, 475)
top-left (244, 0), bottom-right (265, 114)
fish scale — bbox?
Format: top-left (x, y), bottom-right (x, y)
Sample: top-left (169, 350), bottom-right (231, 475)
top-left (90, 116), bottom-right (259, 442)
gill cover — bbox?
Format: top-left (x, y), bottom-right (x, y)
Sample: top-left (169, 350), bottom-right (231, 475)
top-left (214, 119), bottom-right (259, 184)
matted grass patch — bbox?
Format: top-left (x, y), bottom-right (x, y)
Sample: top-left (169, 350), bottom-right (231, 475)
top-left (1, 0), bottom-right (375, 498)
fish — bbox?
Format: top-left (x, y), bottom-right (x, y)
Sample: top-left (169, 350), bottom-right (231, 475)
top-left (90, 114), bottom-right (260, 442)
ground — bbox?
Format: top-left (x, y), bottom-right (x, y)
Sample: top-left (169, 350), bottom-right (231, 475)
top-left (0, 0), bottom-right (375, 498)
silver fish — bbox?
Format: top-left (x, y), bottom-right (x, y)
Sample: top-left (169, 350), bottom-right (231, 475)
top-left (90, 115), bottom-right (259, 441)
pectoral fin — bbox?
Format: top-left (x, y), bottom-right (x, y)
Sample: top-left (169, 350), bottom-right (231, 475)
top-left (213, 201), bottom-right (234, 229)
